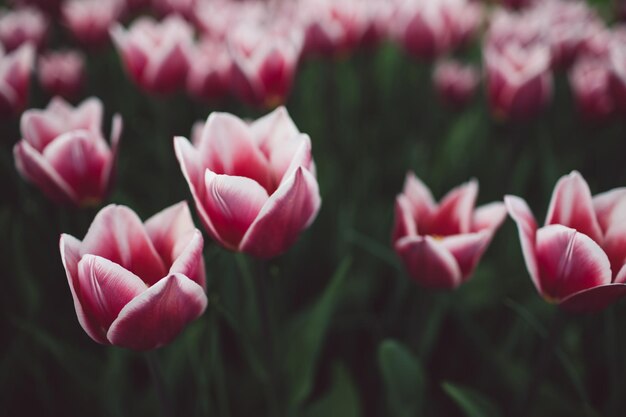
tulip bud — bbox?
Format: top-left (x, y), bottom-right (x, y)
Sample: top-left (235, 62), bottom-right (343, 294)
top-left (62, 0), bottom-right (124, 48)
top-left (433, 60), bottom-right (479, 109)
top-left (394, 0), bottom-right (451, 60)
top-left (0, 7), bottom-right (47, 51)
top-left (0, 43), bottom-right (34, 118)
top-left (60, 202), bottom-right (207, 350)
top-left (38, 50), bottom-right (85, 99)
top-left (569, 58), bottom-right (614, 122)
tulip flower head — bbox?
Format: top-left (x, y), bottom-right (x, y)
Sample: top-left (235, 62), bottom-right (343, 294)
top-left (14, 97), bottom-right (122, 206)
top-left (38, 50), bottom-right (85, 99)
top-left (186, 38), bottom-right (233, 103)
top-left (433, 60), bottom-right (479, 109)
top-left (174, 107), bottom-right (321, 258)
top-left (0, 7), bottom-right (47, 51)
top-left (62, 0), bottom-right (124, 48)
top-left (393, 173), bottom-right (506, 289)
top-left (60, 202), bottom-right (207, 350)
top-left (569, 58), bottom-right (614, 122)
top-left (0, 43), bottom-right (34, 118)
top-left (506, 171), bottom-right (626, 312)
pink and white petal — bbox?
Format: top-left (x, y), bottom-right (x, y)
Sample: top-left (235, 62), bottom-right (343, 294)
top-left (60, 234), bottom-right (107, 344)
top-left (240, 167), bottom-right (321, 258)
top-left (74, 97), bottom-right (104, 131)
top-left (204, 171), bottom-right (269, 249)
top-left (428, 179), bottom-right (478, 235)
top-left (13, 140), bottom-right (79, 205)
top-left (276, 134), bottom-right (313, 185)
top-left (601, 220), bottom-right (626, 280)
top-left (81, 205), bottom-right (167, 286)
top-left (559, 283), bottom-right (626, 313)
top-left (77, 255), bottom-right (148, 331)
top-left (395, 235), bottom-right (463, 289)
top-left (145, 43), bottom-right (188, 93)
top-left (505, 195), bottom-right (541, 293)
top-left (102, 114), bottom-right (123, 196)
top-left (402, 171), bottom-right (436, 221)
top-left (536, 225), bottom-right (611, 301)
top-left (19, 110), bottom-right (61, 151)
top-left (440, 230), bottom-right (493, 279)
top-left (249, 105), bottom-right (300, 153)
top-left (472, 202), bottom-right (507, 233)
top-left (592, 187), bottom-right (626, 233)
top-left (107, 274), bottom-right (207, 350)
top-left (144, 201), bottom-right (195, 266)
top-left (544, 171), bottom-right (603, 244)
top-left (168, 230), bottom-right (205, 289)
top-left (392, 195), bottom-right (417, 243)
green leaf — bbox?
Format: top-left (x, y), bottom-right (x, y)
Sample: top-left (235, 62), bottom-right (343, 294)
top-left (442, 382), bottom-right (501, 417)
top-left (378, 339), bottom-right (426, 417)
top-left (303, 363), bottom-right (361, 417)
top-left (283, 257), bottom-right (352, 408)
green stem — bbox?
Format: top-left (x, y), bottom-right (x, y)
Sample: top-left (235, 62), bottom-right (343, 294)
top-left (145, 351), bottom-right (174, 417)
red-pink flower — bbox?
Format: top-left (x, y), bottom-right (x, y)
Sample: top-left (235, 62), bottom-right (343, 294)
top-left (38, 50), bottom-right (85, 99)
top-left (111, 15), bottom-right (192, 94)
top-left (569, 58), bottom-right (614, 122)
top-left (0, 7), bottom-right (47, 51)
top-left (393, 173), bottom-right (506, 289)
top-left (394, 0), bottom-right (451, 59)
top-left (433, 60), bottom-right (479, 109)
top-left (62, 0), bottom-right (124, 47)
top-left (186, 38), bottom-right (233, 103)
top-left (0, 43), bottom-right (34, 118)
top-left (59, 202), bottom-right (207, 350)
top-left (506, 171), bottom-right (626, 312)
top-left (13, 97), bottom-right (122, 206)
top-left (174, 107), bottom-right (321, 259)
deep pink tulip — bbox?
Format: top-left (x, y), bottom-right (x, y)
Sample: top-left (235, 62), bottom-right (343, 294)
top-left (0, 43), bottom-right (34, 118)
top-left (111, 15), bottom-right (192, 94)
top-left (152, 0), bottom-right (195, 19)
top-left (60, 202), bottom-right (207, 350)
top-left (484, 42), bottom-right (553, 121)
top-left (393, 173), bottom-right (506, 289)
top-left (38, 50), bottom-right (85, 99)
top-left (569, 58), bottom-right (614, 122)
top-left (433, 60), bottom-right (479, 109)
top-left (186, 38), bottom-right (232, 103)
top-left (506, 171), bottom-right (626, 312)
top-left (174, 107), bottom-right (321, 258)
top-left (13, 97), bottom-right (122, 206)
top-left (62, 0), bottom-right (124, 47)
top-left (609, 36), bottom-right (626, 115)
top-left (394, 0), bottom-right (451, 59)
top-left (0, 7), bottom-right (47, 51)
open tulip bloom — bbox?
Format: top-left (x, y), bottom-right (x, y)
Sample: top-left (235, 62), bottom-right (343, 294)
top-left (506, 171), bottom-right (626, 312)
top-left (393, 173), bottom-right (506, 289)
top-left (174, 107), bottom-right (321, 259)
top-left (60, 202), bottom-right (207, 350)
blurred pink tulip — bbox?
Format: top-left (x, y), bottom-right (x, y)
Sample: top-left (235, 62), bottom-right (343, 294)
top-left (433, 60), bottom-right (479, 109)
top-left (569, 58), bottom-right (614, 122)
top-left (174, 107), bottom-right (321, 258)
top-left (186, 38), bottom-right (233, 103)
top-left (38, 50), bottom-right (85, 99)
top-left (506, 171), bottom-right (626, 312)
top-left (393, 173), bottom-right (506, 289)
top-left (394, 0), bottom-right (451, 59)
top-left (609, 36), bottom-right (626, 115)
top-left (152, 0), bottom-right (195, 18)
top-left (60, 202), bottom-right (207, 350)
top-left (0, 7), bottom-right (47, 51)
top-left (0, 43), bottom-right (34, 118)
top-left (13, 97), bottom-right (122, 206)
top-left (62, 0), bottom-right (124, 47)
top-left (111, 15), bottom-right (193, 94)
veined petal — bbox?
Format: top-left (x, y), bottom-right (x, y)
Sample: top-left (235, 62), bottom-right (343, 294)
top-left (428, 179), bottom-right (478, 235)
top-left (440, 230), bottom-right (493, 280)
top-left (505, 195), bottom-right (541, 293)
top-left (168, 230), bottom-right (205, 289)
top-left (559, 283), bottom-right (626, 313)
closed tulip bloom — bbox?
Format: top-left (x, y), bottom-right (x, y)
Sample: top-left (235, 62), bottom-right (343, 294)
top-left (38, 50), bottom-right (85, 99)
top-left (569, 58), bottom-right (614, 122)
top-left (111, 15), bottom-right (192, 94)
top-left (393, 173), bottom-right (506, 289)
top-left (186, 38), bottom-right (232, 103)
top-left (62, 0), bottom-right (124, 47)
top-left (174, 107), bottom-right (321, 258)
top-left (433, 60), bottom-right (479, 109)
top-left (506, 171), bottom-right (626, 312)
top-left (60, 202), bottom-right (207, 350)
top-left (394, 0), bottom-right (451, 60)
top-left (0, 7), bottom-right (47, 51)
top-left (13, 97), bottom-right (122, 206)
top-left (0, 43), bottom-right (34, 118)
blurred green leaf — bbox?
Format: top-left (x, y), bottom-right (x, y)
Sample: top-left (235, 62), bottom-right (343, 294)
top-left (442, 382), bottom-right (501, 417)
top-left (303, 363), bottom-right (361, 417)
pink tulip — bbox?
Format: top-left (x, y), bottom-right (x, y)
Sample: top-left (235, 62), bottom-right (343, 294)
top-left (433, 60), bottom-right (479, 109)
top-left (111, 15), bottom-right (193, 94)
top-left (13, 97), bottom-right (122, 206)
top-left (59, 202), bottom-right (207, 350)
top-left (174, 107), bottom-right (321, 258)
top-left (0, 43), bottom-right (34, 118)
top-left (569, 58), bottom-right (614, 122)
top-left (506, 171), bottom-right (626, 312)
top-left (152, 0), bottom-right (195, 19)
top-left (609, 35), bottom-right (626, 115)
top-left (0, 7), bottom-right (47, 51)
top-left (186, 38), bottom-right (233, 103)
top-left (360, 0), bottom-right (394, 47)
top-left (393, 173), bottom-right (506, 289)
top-left (62, 0), bottom-right (124, 48)
top-left (38, 50), bottom-right (85, 99)
top-left (394, 0), bottom-right (451, 59)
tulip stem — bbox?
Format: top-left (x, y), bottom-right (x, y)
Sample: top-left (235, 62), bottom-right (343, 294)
top-left (145, 351), bottom-right (174, 417)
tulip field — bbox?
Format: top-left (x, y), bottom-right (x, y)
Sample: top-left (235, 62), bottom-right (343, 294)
top-left (3, 0), bottom-right (626, 416)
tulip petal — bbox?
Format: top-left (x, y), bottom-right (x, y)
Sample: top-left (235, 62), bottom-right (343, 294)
top-left (74, 97), bottom-right (104, 133)
top-left (428, 179), bottom-right (478, 235)
top-left (107, 274), bottom-right (207, 350)
top-left (559, 283), bottom-right (626, 313)
top-left (592, 187), bottom-right (626, 233)
top-left (77, 255), bottom-right (148, 331)
top-left (168, 230), bottom-right (205, 288)
top-left (505, 195), bottom-right (541, 293)
top-left (440, 230), bottom-right (492, 279)
top-left (81, 205), bottom-right (167, 286)
top-left (250, 106), bottom-right (299, 153)
top-left (392, 195), bottom-right (417, 243)
top-left (601, 220), bottom-right (626, 281)
top-left (19, 110), bottom-right (62, 151)
top-left (278, 134), bottom-right (313, 185)
top-left (102, 113), bottom-right (123, 196)
top-left (240, 167), bottom-right (321, 258)
top-left (395, 235), bottom-right (463, 289)
top-left (472, 202), bottom-right (507, 232)
top-left (544, 171), bottom-right (603, 244)
top-left (536, 225), bottom-right (611, 301)
top-left (402, 171), bottom-right (436, 224)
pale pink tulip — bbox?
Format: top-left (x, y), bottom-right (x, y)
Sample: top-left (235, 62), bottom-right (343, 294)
top-left (0, 7), bottom-right (47, 51)
top-left (0, 43), bottom-right (34, 117)
top-left (62, 0), bottom-right (124, 47)
top-left (38, 50), bottom-right (85, 99)
top-left (60, 202), bottom-right (207, 350)
top-left (186, 38), bottom-right (233, 103)
top-left (433, 60), bottom-right (479, 109)
top-left (174, 107), bottom-right (321, 258)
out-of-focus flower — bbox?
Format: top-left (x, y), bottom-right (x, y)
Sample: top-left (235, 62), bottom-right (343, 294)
top-left (9, 0), bottom-right (62, 16)
top-left (13, 97), bottom-right (122, 206)
top-left (443, 0), bottom-right (483, 49)
top-left (59, 202), bottom-right (207, 350)
top-left (152, 0), bottom-right (195, 18)
top-left (0, 43), bottom-right (34, 118)
top-left (38, 50), bottom-right (85, 99)
top-left (0, 7), bottom-right (47, 51)
top-left (609, 35), bottom-right (626, 115)
top-left (393, 173), bottom-right (506, 289)
top-left (433, 60), bottom-right (479, 109)
top-left (485, 8), bottom-right (544, 50)
top-left (186, 38), bottom-right (232, 103)
top-left (506, 171), bottom-right (626, 312)
top-left (111, 15), bottom-right (193, 94)
top-left (569, 58), bottom-right (613, 122)
top-left (174, 107), bottom-right (321, 258)
top-left (62, 0), bottom-right (124, 48)
top-left (484, 42), bottom-right (553, 121)
top-left (229, 23), bottom-right (303, 108)
top-left (360, 0), bottom-right (393, 47)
